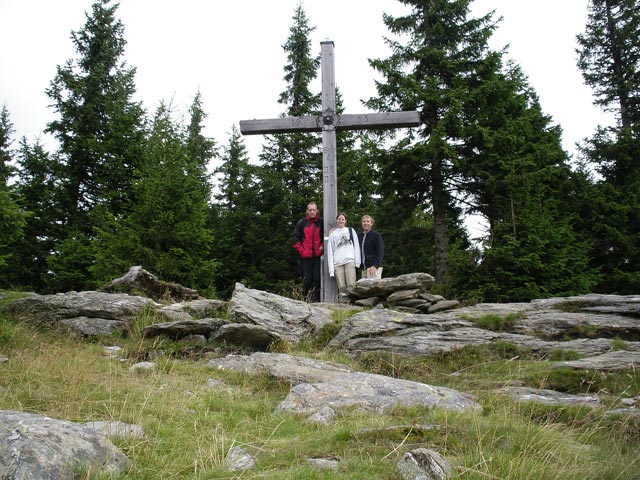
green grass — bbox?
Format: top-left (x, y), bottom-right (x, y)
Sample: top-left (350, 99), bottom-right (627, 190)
top-left (0, 291), bottom-right (639, 479)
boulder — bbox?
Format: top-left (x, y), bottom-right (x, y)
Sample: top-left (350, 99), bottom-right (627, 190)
top-left (59, 316), bottom-right (127, 337)
top-left (157, 298), bottom-right (228, 318)
top-left (106, 265), bottom-right (199, 301)
top-left (397, 448), bottom-right (452, 480)
top-left (2, 291), bottom-right (158, 336)
top-left (228, 283), bottom-right (332, 344)
top-left (276, 372), bottom-right (482, 415)
top-left (350, 273), bottom-right (436, 299)
top-left (211, 323), bottom-right (281, 349)
top-left (0, 411), bottom-right (127, 479)
top-left (142, 318), bottom-right (227, 340)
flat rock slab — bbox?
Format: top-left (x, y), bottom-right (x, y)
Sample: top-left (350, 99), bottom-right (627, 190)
top-left (59, 316), bottom-right (128, 337)
top-left (159, 298), bottom-right (228, 318)
top-left (329, 295), bottom-right (640, 358)
top-left (142, 318), bottom-right (227, 340)
top-left (554, 350), bottom-right (640, 371)
top-left (498, 386), bottom-right (600, 406)
top-left (208, 352), bottom-right (353, 384)
top-left (2, 291), bottom-right (158, 327)
top-left (276, 372), bottom-right (482, 415)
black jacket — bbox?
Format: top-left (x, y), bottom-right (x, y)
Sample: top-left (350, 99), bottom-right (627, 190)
top-left (358, 229), bottom-right (384, 269)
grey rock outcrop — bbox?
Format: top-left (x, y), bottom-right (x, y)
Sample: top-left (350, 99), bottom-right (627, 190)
top-left (142, 318), bottom-right (228, 340)
top-left (106, 265), bottom-right (199, 301)
top-left (228, 283), bottom-right (333, 344)
top-left (0, 410), bottom-right (128, 479)
top-left (4, 278), bottom-right (640, 363)
top-left (208, 352), bottom-right (353, 384)
top-left (225, 446), bottom-right (255, 471)
top-left (211, 323), bottom-right (282, 349)
top-left (553, 350), bottom-right (640, 371)
top-left (397, 448), bottom-right (452, 480)
top-left (276, 371), bottom-right (482, 415)
top-left (498, 386), bottom-right (600, 406)
top-left (210, 352), bottom-right (480, 416)
top-left (1, 291), bottom-right (158, 337)
top-left (330, 294), bottom-right (640, 359)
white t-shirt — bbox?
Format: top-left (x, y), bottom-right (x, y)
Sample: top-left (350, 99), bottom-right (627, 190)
top-left (326, 227), bottom-right (361, 276)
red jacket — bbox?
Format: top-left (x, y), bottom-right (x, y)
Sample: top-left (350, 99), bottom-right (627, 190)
top-left (293, 215), bottom-right (324, 259)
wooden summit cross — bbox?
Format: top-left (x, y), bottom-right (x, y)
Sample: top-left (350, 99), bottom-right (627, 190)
top-left (240, 41), bottom-right (420, 303)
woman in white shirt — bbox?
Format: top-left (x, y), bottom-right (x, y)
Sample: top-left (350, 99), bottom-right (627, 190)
top-left (327, 212), bottom-right (361, 297)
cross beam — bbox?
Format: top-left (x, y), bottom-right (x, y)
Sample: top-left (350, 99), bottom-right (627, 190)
top-left (240, 41), bottom-right (420, 303)
top-left (240, 111), bottom-right (422, 135)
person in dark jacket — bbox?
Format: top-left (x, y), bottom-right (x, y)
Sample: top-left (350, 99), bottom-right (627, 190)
top-left (294, 202), bottom-right (324, 302)
top-left (358, 214), bottom-right (384, 279)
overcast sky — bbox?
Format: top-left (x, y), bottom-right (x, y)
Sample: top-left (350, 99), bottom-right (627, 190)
top-left (0, 0), bottom-right (613, 164)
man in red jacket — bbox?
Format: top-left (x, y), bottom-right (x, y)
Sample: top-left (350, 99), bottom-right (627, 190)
top-left (294, 202), bottom-right (324, 302)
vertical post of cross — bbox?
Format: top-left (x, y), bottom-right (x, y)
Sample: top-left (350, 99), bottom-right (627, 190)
top-left (320, 41), bottom-right (338, 303)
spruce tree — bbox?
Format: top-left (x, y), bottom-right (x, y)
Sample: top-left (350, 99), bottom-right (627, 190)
top-left (457, 58), bottom-right (597, 301)
top-left (366, 0), bottom-right (497, 282)
top-left (577, 0), bottom-right (640, 130)
top-left (4, 139), bottom-right (60, 290)
top-left (93, 101), bottom-right (216, 292)
top-left (0, 106), bottom-right (16, 186)
top-left (44, 0), bottom-right (145, 290)
top-left (577, 0), bottom-right (640, 292)
top-left (0, 107), bottom-right (27, 272)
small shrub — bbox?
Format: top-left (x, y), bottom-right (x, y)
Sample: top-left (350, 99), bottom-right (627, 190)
top-left (464, 312), bottom-right (522, 332)
top-left (610, 337), bottom-right (630, 351)
top-left (560, 323), bottom-right (600, 340)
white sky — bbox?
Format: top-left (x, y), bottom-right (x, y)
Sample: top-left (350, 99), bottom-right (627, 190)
top-left (0, 0), bottom-right (613, 167)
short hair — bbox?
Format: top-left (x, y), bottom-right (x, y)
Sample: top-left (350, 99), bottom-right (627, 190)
top-left (361, 214), bottom-right (374, 225)
top-left (336, 212), bottom-right (348, 221)
top-left (306, 202), bottom-right (318, 210)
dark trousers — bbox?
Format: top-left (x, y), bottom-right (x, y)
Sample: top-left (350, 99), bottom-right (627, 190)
top-left (301, 257), bottom-right (321, 302)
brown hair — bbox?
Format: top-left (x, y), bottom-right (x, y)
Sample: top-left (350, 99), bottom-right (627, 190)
top-left (336, 212), bottom-right (348, 221)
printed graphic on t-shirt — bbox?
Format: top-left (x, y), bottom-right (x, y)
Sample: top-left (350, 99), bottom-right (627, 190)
top-left (337, 232), bottom-right (351, 248)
